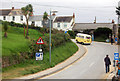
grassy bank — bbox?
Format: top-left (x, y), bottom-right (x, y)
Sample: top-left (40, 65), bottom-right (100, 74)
top-left (2, 41), bottom-right (78, 79)
top-left (2, 25), bottom-right (44, 56)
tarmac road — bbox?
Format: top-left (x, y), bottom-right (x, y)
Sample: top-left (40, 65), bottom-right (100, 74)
top-left (41, 40), bottom-right (118, 79)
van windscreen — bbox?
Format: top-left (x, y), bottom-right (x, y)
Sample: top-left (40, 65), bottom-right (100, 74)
top-left (86, 37), bottom-right (90, 39)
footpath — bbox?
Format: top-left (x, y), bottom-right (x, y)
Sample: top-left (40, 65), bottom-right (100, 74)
top-left (15, 39), bottom-right (87, 80)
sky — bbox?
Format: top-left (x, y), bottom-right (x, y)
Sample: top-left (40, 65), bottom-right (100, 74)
top-left (0, 0), bottom-right (120, 23)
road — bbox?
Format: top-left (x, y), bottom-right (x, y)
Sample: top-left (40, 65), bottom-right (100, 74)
top-left (40, 40), bottom-right (118, 79)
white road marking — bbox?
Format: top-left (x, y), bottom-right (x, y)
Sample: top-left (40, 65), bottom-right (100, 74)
top-left (89, 62), bottom-right (95, 67)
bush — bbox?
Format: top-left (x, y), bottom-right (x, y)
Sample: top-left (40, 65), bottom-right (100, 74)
top-left (67, 30), bottom-right (75, 39)
top-left (94, 28), bottom-right (112, 39)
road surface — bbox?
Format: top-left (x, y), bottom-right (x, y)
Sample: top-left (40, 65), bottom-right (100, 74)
top-left (40, 40), bottom-right (118, 79)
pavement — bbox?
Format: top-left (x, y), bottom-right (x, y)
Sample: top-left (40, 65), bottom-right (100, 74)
top-left (107, 44), bottom-right (120, 80)
top-left (15, 39), bottom-right (87, 80)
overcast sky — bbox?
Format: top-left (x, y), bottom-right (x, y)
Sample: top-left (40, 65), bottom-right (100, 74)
top-left (1, 0), bottom-right (120, 23)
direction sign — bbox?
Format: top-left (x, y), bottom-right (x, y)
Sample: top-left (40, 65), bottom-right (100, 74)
top-left (36, 52), bottom-right (43, 60)
top-left (36, 37), bottom-right (44, 44)
top-left (114, 53), bottom-right (119, 60)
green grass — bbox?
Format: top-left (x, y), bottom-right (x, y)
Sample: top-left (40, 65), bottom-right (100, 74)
top-left (2, 41), bottom-right (78, 79)
top-left (2, 25), bottom-right (44, 56)
top-left (94, 37), bottom-right (106, 42)
top-left (94, 35), bottom-right (107, 42)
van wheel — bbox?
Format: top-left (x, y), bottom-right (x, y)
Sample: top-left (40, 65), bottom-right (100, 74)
top-left (82, 42), bottom-right (84, 45)
top-left (76, 40), bottom-right (78, 43)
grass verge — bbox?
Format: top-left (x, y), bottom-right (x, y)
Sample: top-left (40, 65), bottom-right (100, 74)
top-left (2, 41), bottom-right (78, 79)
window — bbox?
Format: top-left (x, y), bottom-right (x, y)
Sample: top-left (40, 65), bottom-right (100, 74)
top-left (3, 16), bottom-right (6, 20)
top-left (86, 37), bottom-right (90, 39)
top-left (79, 36), bottom-right (84, 38)
top-left (12, 16), bottom-right (15, 21)
top-left (64, 24), bottom-right (67, 27)
top-left (21, 16), bottom-right (23, 21)
top-left (57, 23), bottom-right (60, 28)
top-left (32, 21), bottom-right (35, 25)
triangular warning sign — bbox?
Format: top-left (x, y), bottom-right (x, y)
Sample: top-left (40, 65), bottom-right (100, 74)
top-left (36, 37), bottom-right (44, 44)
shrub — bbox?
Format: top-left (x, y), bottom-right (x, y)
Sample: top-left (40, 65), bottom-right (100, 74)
top-left (67, 30), bottom-right (75, 39)
top-left (94, 28), bottom-right (112, 39)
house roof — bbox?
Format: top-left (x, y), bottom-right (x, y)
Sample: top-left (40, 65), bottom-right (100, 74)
top-left (28, 15), bottom-right (43, 21)
top-left (54, 16), bottom-right (73, 23)
top-left (0, 9), bottom-right (23, 16)
top-left (73, 23), bottom-right (114, 30)
top-left (0, 9), bottom-right (11, 16)
top-left (9, 9), bottom-right (23, 16)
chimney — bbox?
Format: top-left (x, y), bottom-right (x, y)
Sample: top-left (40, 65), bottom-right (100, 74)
top-left (12, 7), bottom-right (14, 10)
top-left (73, 13), bottom-right (75, 23)
top-left (73, 13), bottom-right (75, 18)
top-left (94, 16), bottom-right (96, 23)
top-left (112, 19), bottom-right (115, 23)
top-left (52, 13), bottom-right (56, 16)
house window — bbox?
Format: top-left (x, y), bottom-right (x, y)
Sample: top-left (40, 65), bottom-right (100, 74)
top-left (64, 24), bottom-right (67, 27)
top-left (21, 16), bottom-right (23, 21)
top-left (32, 21), bottom-right (35, 25)
top-left (3, 16), bottom-right (6, 20)
top-left (57, 23), bottom-right (60, 28)
top-left (12, 16), bottom-right (15, 21)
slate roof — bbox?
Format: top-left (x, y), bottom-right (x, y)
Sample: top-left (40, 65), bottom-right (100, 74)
top-left (0, 9), bottom-right (11, 16)
top-left (9, 9), bottom-right (23, 16)
top-left (28, 15), bottom-right (43, 21)
top-left (54, 16), bottom-right (73, 23)
top-left (0, 9), bottom-right (23, 16)
top-left (73, 23), bottom-right (114, 30)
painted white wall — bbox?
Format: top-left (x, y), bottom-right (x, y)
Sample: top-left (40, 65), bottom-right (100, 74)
top-left (53, 18), bottom-right (75, 31)
top-left (0, 16), bottom-right (3, 20)
top-left (28, 21), bottom-right (43, 27)
top-left (0, 15), bottom-right (44, 27)
top-left (0, 15), bottom-right (26, 24)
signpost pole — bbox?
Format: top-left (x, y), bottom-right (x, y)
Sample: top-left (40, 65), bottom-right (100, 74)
top-left (114, 52), bottom-right (119, 77)
top-left (40, 44), bottom-right (41, 51)
top-left (115, 61), bottom-right (117, 77)
top-left (49, 10), bottom-right (51, 64)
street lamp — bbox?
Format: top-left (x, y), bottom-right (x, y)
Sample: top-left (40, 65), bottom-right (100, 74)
top-left (49, 10), bottom-right (58, 64)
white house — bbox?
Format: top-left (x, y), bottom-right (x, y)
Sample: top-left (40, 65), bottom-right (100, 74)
top-left (28, 15), bottom-right (43, 27)
top-left (53, 13), bottom-right (75, 31)
top-left (0, 7), bottom-right (26, 24)
top-left (0, 7), bottom-right (43, 27)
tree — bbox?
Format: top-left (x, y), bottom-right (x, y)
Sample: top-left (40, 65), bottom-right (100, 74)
top-left (43, 11), bottom-right (48, 28)
top-left (43, 11), bottom-right (48, 20)
top-left (21, 4), bottom-right (33, 38)
top-left (3, 22), bottom-right (8, 38)
top-left (94, 28), bottom-right (112, 39)
top-left (116, 7), bottom-right (120, 16)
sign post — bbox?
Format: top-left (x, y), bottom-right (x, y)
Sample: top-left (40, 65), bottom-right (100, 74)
top-left (36, 37), bottom-right (44, 60)
top-left (114, 52), bottom-right (119, 77)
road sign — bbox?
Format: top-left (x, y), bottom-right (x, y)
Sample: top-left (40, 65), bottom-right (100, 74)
top-left (114, 53), bottom-right (119, 60)
top-left (36, 37), bottom-right (44, 44)
top-left (65, 31), bottom-right (67, 34)
top-left (36, 52), bottom-right (43, 60)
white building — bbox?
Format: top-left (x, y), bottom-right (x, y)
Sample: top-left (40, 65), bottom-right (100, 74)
top-left (28, 15), bottom-right (43, 27)
top-left (0, 7), bottom-right (43, 27)
top-left (0, 7), bottom-right (26, 24)
top-left (53, 14), bottom-right (75, 31)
